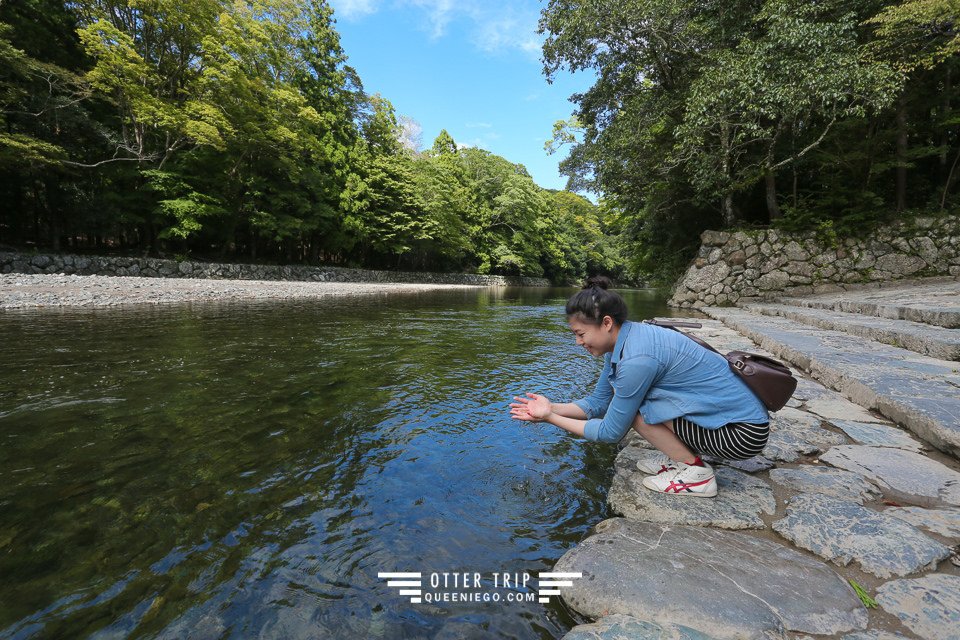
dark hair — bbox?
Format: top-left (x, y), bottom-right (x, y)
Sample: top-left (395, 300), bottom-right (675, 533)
top-left (565, 276), bottom-right (628, 326)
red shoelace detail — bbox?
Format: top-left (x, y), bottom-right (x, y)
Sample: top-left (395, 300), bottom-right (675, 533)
top-left (664, 476), bottom-right (714, 493)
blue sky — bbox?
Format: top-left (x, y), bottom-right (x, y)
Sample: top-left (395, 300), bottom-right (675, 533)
top-left (327, 0), bottom-right (595, 193)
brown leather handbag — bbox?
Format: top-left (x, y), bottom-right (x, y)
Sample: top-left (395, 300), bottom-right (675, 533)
top-left (642, 320), bottom-right (798, 412)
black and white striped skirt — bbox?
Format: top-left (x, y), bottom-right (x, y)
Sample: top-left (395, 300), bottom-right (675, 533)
top-left (672, 417), bottom-right (769, 460)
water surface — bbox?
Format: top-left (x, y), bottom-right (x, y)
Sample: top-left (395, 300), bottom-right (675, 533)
top-left (0, 287), bottom-right (682, 639)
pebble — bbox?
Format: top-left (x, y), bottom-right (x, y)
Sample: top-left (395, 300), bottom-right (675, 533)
top-left (0, 273), bottom-right (482, 309)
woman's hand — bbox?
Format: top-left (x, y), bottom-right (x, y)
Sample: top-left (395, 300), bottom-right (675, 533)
top-left (509, 392), bottom-right (553, 422)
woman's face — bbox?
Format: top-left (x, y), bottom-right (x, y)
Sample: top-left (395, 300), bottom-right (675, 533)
top-left (568, 315), bottom-right (618, 356)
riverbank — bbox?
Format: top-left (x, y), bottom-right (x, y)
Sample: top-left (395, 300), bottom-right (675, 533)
top-left (0, 273), bottom-right (488, 309)
top-left (0, 251), bottom-right (551, 287)
top-left (558, 309), bottom-right (960, 639)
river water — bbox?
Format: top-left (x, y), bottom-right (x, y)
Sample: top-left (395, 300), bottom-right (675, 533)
top-left (0, 287), bottom-right (681, 639)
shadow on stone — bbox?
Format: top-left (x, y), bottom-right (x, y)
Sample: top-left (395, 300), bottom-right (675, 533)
top-left (610, 448), bottom-right (775, 530)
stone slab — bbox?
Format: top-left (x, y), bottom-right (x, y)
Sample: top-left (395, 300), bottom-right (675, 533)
top-left (763, 407), bottom-right (847, 462)
top-left (769, 467), bottom-right (881, 504)
top-left (842, 633), bottom-right (910, 640)
top-left (876, 574), bottom-right (960, 640)
top-left (710, 456), bottom-right (775, 473)
top-left (553, 518), bottom-right (868, 640)
top-left (792, 377), bottom-right (836, 403)
top-left (745, 302), bottom-right (960, 360)
top-left (820, 445), bottom-right (960, 508)
top-left (621, 430), bottom-right (655, 450)
top-left (804, 397), bottom-right (886, 424)
top-left (562, 614), bottom-right (720, 640)
top-left (772, 494), bottom-right (951, 578)
top-left (884, 506), bottom-right (960, 539)
top-left (609, 447), bottom-right (775, 529)
top-left (827, 419), bottom-right (924, 452)
top-left (701, 308), bottom-right (960, 457)
top-left (780, 279), bottom-right (960, 328)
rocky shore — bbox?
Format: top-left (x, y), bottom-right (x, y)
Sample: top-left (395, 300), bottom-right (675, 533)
top-left (0, 273), bottom-right (486, 309)
top-left (557, 317), bottom-right (960, 640)
top-left (0, 250), bottom-right (550, 287)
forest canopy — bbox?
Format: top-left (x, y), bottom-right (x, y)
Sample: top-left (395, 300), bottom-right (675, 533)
top-left (0, 0), bottom-right (621, 283)
top-left (541, 0), bottom-right (960, 283)
top-left (3, 1), bottom-right (958, 285)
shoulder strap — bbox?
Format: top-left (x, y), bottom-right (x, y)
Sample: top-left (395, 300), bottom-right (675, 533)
top-left (641, 319), bottom-right (721, 355)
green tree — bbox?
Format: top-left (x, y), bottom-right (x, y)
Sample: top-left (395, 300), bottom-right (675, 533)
top-left (677, 0), bottom-right (898, 222)
top-left (0, 0), bottom-right (105, 250)
top-left (431, 129), bottom-right (457, 156)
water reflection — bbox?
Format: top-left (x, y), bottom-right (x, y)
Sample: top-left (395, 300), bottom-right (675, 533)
top-left (0, 287), bottom-right (685, 639)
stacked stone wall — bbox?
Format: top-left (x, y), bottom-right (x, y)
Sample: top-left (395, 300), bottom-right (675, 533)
top-left (669, 216), bottom-right (960, 308)
top-left (0, 251), bottom-right (550, 287)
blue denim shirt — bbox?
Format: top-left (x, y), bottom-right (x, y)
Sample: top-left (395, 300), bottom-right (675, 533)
top-left (573, 321), bottom-right (769, 443)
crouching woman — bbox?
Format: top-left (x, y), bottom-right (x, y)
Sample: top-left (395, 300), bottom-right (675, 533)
top-left (510, 276), bottom-right (769, 498)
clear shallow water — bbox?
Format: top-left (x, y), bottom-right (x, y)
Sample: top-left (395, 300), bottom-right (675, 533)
top-left (0, 287), bottom-right (681, 639)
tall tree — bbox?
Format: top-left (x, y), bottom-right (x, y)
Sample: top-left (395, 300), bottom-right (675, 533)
top-left (677, 0), bottom-right (898, 221)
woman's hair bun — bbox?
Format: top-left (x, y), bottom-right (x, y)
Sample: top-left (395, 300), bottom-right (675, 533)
top-left (582, 275), bottom-right (612, 290)
top-left (568, 275), bottom-right (627, 325)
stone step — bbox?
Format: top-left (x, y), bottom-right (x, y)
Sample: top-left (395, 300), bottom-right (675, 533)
top-left (743, 302), bottom-right (960, 360)
top-left (554, 518), bottom-right (869, 639)
top-left (702, 307), bottom-right (960, 458)
top-left (777, 279), bottom-right (960, 328)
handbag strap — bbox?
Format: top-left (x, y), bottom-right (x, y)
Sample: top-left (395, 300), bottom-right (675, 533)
top-left (641, 319), bottom-right (722, 355)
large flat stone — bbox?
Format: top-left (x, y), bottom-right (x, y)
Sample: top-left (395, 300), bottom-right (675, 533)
top-left (609, 447), bottom-right (775, 529)
top-left (744, 302), bottom-right (960, 360)
top-left (820, 445), bottom-right (960, 507)
top-left (711, 455), bottom-right (775, 473)
top-left (554, 518), bottom-right (868, 640)
top-left (804, 397), bottom-right (885, 424)
top-left (702, 308), bottom-right (960, 457)
top-left (780, 279), bottom-right (960, 329)
top-left (884, 506), bottom-right (960, 539)
top-left (827, 419), bottom-right (924, 452)
top-left (772, 494), bottom-right (952, 578)
top-left (769, 467), bottom-right (881, 504)
top-left (621, 429), bottom-right (655, 450)
top-left (876, 574), bottom-right (960, 640)
top-left (792, 377), bottom-right (836, 403)
top-left (763, 407), bottom-right (847, 462)
top-left (562, 614), bottom-right (720, 640)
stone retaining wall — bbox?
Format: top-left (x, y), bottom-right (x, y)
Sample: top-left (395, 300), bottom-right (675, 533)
top-left (669, 216), bottom-right (960, 308)
top-left (0, 251), bottom-right (550, 287)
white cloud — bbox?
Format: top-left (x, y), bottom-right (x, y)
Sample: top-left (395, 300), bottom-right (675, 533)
top-left (465, 121), bottom-right (492, 129)
top-left (335, 0), bottom-right (543, 56)
top-left (458, 138), bottom-right (490, 150)
top-left (470, 6), bottom-right (543, 59)
top-left (330, 0), bottom-right (381, 20)
top-left (409, 0), bottom-right (456, 39)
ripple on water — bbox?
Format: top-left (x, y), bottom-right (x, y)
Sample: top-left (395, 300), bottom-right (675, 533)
top-left (0, 288), bottom-right (673, 638)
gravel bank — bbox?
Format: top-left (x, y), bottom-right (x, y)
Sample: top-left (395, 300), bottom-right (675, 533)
top-left (0, 273), bottom-right (486, 309)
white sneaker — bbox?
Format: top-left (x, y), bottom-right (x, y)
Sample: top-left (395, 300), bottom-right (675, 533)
top-left (635, 453), bottom-right (677, 475)
top-left (642, 461), bottom-right (718, 498)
